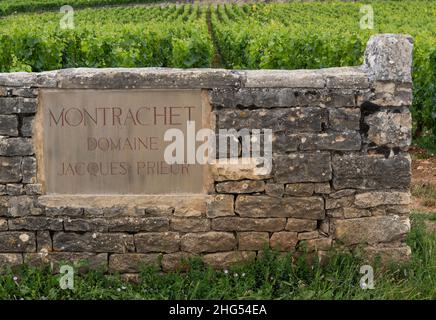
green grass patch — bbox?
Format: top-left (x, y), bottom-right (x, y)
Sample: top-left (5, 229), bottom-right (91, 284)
top-left (0, 212), bottom-right (434, 300)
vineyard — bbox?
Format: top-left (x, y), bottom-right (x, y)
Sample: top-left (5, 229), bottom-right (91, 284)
top-left (0, 0), bottom-right (434, 139)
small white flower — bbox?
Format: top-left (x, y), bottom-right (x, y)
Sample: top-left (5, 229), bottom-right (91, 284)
top-left (242, 273), bottom-right (246, 277)
top-left (223, 269), bottom-right (229, 274)
top-left (117, 288), bottom-right (121, 292)
top-left (121, 286), bottom-right (126, 290)
top-left (234, 273), bottom-right (239, 278)
top-left (13, 276), bottom-right (18, 281)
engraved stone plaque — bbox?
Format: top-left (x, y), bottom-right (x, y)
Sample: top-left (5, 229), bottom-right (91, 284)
top-left (38, 89), bottom-right (209, 194)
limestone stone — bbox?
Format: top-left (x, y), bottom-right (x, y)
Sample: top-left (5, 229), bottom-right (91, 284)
top-left (325, 195), bottom-right (355, 210)
top-left (302, 238), bottom-right (333, 251)
top-left (109, 253), bottom-right (160, 273)
top-left (108, 217), bottom-right (169, 232)
top-left (235, 195), bottom-right (324, 219)
top-left (161, 252), bottom-right (197, 272)
top-left (0, 115), bottom-right (18, 136)
top-left (362, 245), bottom-right (411, 264)
top-left (56, 68), bottom-right (242, 89)
top-left (270, 232), bottom-right (298, 251)
top-left (0, 231), bottom-right (36, 252)
top-left (36, 231), bottom-right (52, 252)
top-left (0, 157), bottom-right (22, 183)
top-left (285, 219), bottom-right (317, 232)
top-left (332, 153), bottom-right (411, 190)
top-left (24, 184), bottom-right (43, 195)
top-left (298, 231), bottom-right (320, 240)
top-left (22, 157), bottom-right (36, 183)
top-left (217, 107), bottom-right (327, 133)
top-left (0, 137), bottom-right (33, 156)
top-left (285, 183), bottom-right (314, 196)
top-left (8, 217), bottom-right (63, 231)
top-left (215, 180), bottom-right (265, 194)
top-left (45, 206), bottom-right (83, 217)
top-left (212, 217), bottom-right (286, 232)
top-left (329, 108), bottom-right (360, 131)
top-left (135, 232), bottom-right (180, 253)
top-left (244, 69), bottom-right (325, 88)
top-left (314, 182), bottom-right (331, 194)
top-left (181, 232), bottom-right (236, 253)
top-left (21, 116), bottom-right (34, 137)
top-left (53, 232), bottom-right (134, 253)
top-left (202, 251), bottom-right (256, 269)
top-left (206, 194), bottom-right (234, 218)
top-left (170, 218), bottom-right (210, 232)
top-left (0, 218), bottom-right (7, 230)
top-left (24, 252), bottom-right (108, 273)
top-left (264, 183), bottom-right (284, 198)
top-left (8, 196), bottom-right (40, 217)
top-left (238, 232), bottom-right (269, 250)
top-left (354, 191), bottom-right (411, 208)
top-left (370, 82), bottom-right (412, 107)
top-left (0, 97), bottom-right (37, 114)
top-left (6, 184), bottom-right (23, 195)
top-left (212, 157), bottom-right (272, 181)
top-left (0, 253), bottom-right (23, 268)
top-left (364, 34), bottom-right (413, 83)
top-left (366, 111), bottom-right (411, 148)
top-left (333, 216), bottom-right (410, 245)
top-left (323, 67), bottom-right (369, 89)
top-left (274, 152), bottom-right (332, 183)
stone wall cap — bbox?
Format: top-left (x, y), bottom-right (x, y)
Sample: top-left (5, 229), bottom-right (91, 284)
top-left (363, 33), bottom-right (413, 83)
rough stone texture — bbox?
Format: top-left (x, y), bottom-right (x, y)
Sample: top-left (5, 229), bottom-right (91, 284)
top-left (0, 137), bottom-right (33, 156)
top-left (206, 194), bottom-right (234, 218)
top-left (332, 153), bottom-right (411, 190)
top-left (8, 217), bottom-right (63, 231)
top-left (354, 191), bottom-right (411, 208)
top-left (238, 232), bottom-right (270, 251)
top-left (109, 254), bottom-right (160, 273)
top-left (0, 115), bottom-right (18, 136)
top-left (270, 232), bottom-right (298, 251)
top-left (333, 216), bottom-right (410, 245)
top-left (364, 34), bottom-right (413, 83)
top-left (53, 232), bottom-right (134, 253)
top-left (21, 116), bottom-right (34, 137)
top-left (285, 219), bottom-right (317, 232)
top-left (170, 218), bottom-right (210, 232)
top-left (366, 111), bottom-right (412, 148)
top-left (135, 232), bottom-right (180, 253)
top-left (0, 231), bottom-right (36, 252)
top-left (212, 158), bottom-right (272, 181)
top-left (181, 232), bottom-right (236, 254)
top-left (0, 97), bottom-right (37, 114)
top-left (161, 252), bottom-right (196, 272)
top-left (0, 253), bottom-right (23, 268)
top-left (217, 108), bottom-right (327, 133)
top-left (235, 195), bottom-right (324, 219)
top-left (362, 245), bottom-right (412, 264)
top-left (274, 152), bottom-right (332, 183)
top-left (212, 217), bottom-right (286, 232)
top-left (202, 251), bottom-right (256, 269)
top-left (24, 252), bottom-right (108, 273)
top-left (329, 108), bottom-right (361, 131)
top-left (0, 157), bottom-right (22, 183)
top-left (22, 157), bottom-right (36, 184)
top-left (264, 183), bottom-right (284, 198)
top-left (216, 180), bottom-right (265, 194)
top-left (285, 183), bottom-right (314, 196)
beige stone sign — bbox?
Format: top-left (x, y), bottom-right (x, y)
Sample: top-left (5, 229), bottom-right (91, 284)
top-left (37, 89), bottom-right (210, 194)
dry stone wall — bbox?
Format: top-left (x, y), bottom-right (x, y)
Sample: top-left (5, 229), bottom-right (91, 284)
top-left (0, 34), bottom-right (413, 273)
